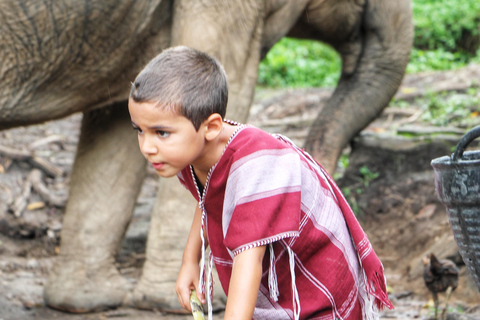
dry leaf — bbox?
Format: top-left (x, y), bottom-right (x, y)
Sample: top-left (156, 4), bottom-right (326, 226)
top-left (27, 201), bottom-right (46, 211)
top-left (401, 87), bottom-right (417, 94)
top-left (416, 204), bottom-right (436, 220)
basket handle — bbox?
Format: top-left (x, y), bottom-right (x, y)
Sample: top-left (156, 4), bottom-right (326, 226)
top-left (452, 125), bottom-right (480, 162)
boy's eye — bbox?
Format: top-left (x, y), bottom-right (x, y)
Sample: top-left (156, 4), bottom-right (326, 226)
top-left (157, 130), bottom-right (170, 138)
top-left (132, 126), bottom-right (143, 134)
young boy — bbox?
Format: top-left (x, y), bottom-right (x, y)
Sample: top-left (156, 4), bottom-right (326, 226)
top-left (128, 46), bottom-right (393, 320)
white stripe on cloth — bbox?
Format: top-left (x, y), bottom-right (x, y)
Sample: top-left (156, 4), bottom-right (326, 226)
top-left (286, 243), bottom-right (340, 319)
top-left (288, 149), bottom-right (361, 291)
top-left (277, 134), bottom-right (381, 320)
top-left (302, 184), bottom-right (360, 283)
top-left (222, 150), bottom-right (301, 238)
top-left (254, 285), bottom-right (292, 319)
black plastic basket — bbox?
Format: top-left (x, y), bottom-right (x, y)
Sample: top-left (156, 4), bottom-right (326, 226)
top-left (431, 125), bottom-right (480, 292)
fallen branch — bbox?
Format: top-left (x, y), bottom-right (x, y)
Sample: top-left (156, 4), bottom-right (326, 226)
top-left (9, 170), bottom-right (34, 217)
top-left (8, 169), bottom-right (67, 217)
top-left (29, 169), bottom-right (67, 207)
top-left (395, 66), bottom-right (480, 102)
top-left (30, 155), bottom-right (65, 178)
top-left (397, 125), bottom-right (466, 136)
top-left (0, 144), bottom-right (30, 159)
top-left (29, 135), bottom-right (65, 150)
top-left (0, 144), bottom-right (64, 178)
top-left (395, 109), bottom-right (424, 126)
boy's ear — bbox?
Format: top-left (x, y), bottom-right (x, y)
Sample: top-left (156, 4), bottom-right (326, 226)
top-left (204, 113), bottom-right (223, 141)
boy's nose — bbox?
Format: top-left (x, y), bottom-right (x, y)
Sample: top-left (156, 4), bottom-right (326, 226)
top-left (140, 138), bottom-right (158, 155)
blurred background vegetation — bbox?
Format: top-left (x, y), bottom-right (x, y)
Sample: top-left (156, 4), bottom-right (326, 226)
top-left (258, 0), bottom-right (480, 88)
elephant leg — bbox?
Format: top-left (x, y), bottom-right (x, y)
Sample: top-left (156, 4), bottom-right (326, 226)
top-left (128, 178), bottom-right (195, 311)
top-left (44, 102), bottom-right (147, 312)
top-left (129, 177), bottom-right (227, 312)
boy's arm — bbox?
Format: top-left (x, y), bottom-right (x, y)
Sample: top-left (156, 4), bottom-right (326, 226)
top-left (176, 204), bottom-right (207, 311)
top-left (224, 245), bottom-right (266, 320)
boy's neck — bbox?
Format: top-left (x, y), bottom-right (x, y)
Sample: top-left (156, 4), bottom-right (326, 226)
top-left (191, 121), bottom-right (238, 185)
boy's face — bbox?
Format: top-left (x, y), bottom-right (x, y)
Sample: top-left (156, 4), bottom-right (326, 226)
top-left (128, 99), bottom-right (206, 178)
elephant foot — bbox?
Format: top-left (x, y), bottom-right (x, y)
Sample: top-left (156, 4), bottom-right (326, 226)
top-left (126, 258), bottom-right (185, 313)
top-left (44, 256), bottom-right (132, 313)
top-left (127, 259), bottom-right (226, 314)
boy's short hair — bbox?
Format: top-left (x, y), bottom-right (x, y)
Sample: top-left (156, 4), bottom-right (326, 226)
top-left (130, 46), bottom-right (228, 131)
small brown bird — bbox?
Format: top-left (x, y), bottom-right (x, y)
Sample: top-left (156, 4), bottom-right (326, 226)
top-left (423, 253), bottom-right (459, 320)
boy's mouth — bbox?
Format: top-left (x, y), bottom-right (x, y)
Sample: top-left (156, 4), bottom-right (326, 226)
top-left (151, 162), bottom-right (165, 170)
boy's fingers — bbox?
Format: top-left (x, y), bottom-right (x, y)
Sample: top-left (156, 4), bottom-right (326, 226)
top-left (196, 289), bottom-right (206, 304)
top-left (176, 288), bottom-right (192, 312)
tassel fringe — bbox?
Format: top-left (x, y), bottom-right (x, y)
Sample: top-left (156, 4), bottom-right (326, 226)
top-left (287, 246), bottom-right (300, 320)
top-left (268, 243), bottom-right (279, 302)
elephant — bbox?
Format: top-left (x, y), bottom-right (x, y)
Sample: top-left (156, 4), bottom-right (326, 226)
top-left (0, 0), bottom-right (413, 313)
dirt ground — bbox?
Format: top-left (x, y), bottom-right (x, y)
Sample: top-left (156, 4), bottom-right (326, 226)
top-left (1, 65), bottom-right (480, 320)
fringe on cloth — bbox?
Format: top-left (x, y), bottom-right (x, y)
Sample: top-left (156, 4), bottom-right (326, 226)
top-left (268, 243), bottom-right (280, 302)
top-left (274, 133), bottom-right (394, 315)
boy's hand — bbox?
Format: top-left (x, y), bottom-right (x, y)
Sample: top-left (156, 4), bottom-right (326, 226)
top-left (176, 261), bottom-right (206, 312)
top-left (177, 203), bottom-right (206, 312)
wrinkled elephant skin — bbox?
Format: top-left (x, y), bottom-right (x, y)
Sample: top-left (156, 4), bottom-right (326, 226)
top-left (0, 0), bottom-right (413, 313)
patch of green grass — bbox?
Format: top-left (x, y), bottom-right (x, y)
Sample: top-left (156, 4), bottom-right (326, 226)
top-left (413, 0), bottom-right (480, 52)
top-left (359, 166), bottom-right (380, 187)
top-left (258, 40), bottom-right (480, 89)
top-left (257, 38), bottom-right (341, 88)
top-left (407, 48), bottom-right (480, 73)
top-left (341, 187), bottom-right (362, 216)
top-left (257, 0), bottom-right (480, 89)
top-left (340, 166), bottom-right (379, 216)
top-left (418, 91), bottom-right (480, 127)
top-left (425, 304), bottom-right (465, 318)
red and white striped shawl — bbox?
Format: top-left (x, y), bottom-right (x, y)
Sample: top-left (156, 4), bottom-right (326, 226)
top-left (177, 125), bottom-right (393, 320)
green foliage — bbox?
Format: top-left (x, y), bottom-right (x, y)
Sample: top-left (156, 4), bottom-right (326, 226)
top-left (359, 166), bottom-right (379, 187)
top-left (413, 0), bottom-right (480, 52)
top-left (333, 153), bottom-right (351, 180)
top-left (418, 90), bottom-right (480, 127)
top-left (407, 48), bottom-right (480, 73)
top-left (257, 0), bottom-right (480, 88)
top-left (425, 304), bottom-right (465, 318)
top-left (340, 166), bottom-right (380, 216)
top-left (257, 38), bottom-right (341, 88)
top-left (341, 187), bottom-right (361, 216)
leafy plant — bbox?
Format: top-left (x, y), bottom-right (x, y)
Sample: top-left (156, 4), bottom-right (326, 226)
top-left (257, 0), bottom-right (480, 88)
top-left (407, 48), bottom-right (480, 73)
top-left (418, 91), bottom-right (480, 127)
top-left (413, 0), bottom-right (480, 52)
top-left (341, 187), bottom-right (361, 216)
top-left (258, 38), bottom-right (341, 88)
top-left (359, 166), bottom-right (379, 187)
